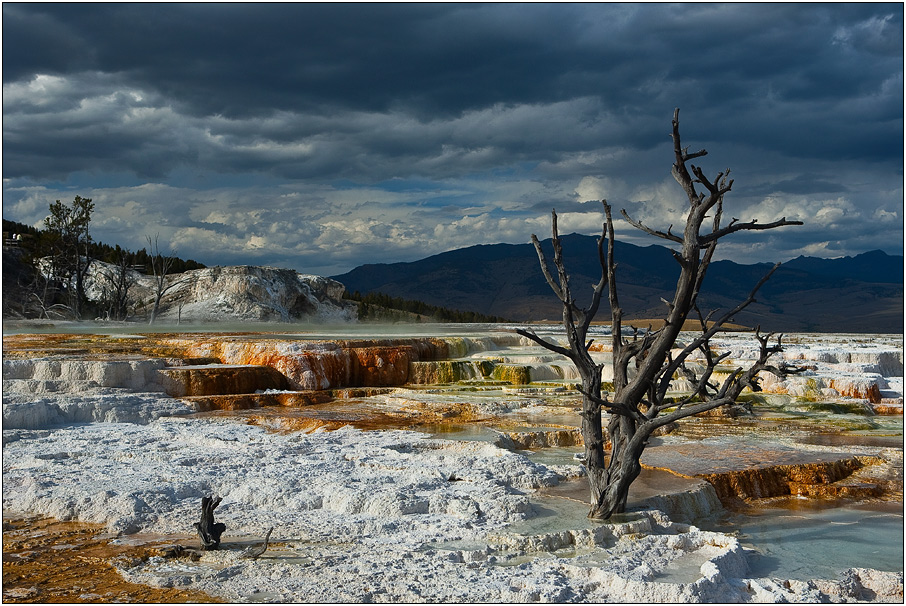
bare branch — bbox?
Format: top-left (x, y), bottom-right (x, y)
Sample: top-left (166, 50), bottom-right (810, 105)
top-left (682, 147), bottom-right (708, 162)
top-left (620, 209), bottom-right (684, 244)
top-left (577, 385), bottom-right (646, 423)
top-left (549, 212), bottom-right (573, 312)
top-left (530, 232), bottom-right (565, 303)
top-left (654, 262), bottom-right (782, 404)
top-left (513, 327), bottom-right (573, 359)
top-left (700, 217), bottom-right (804, 246)
top-left (690, 165), bottom-right (734, 201)
top-left (583, 203), bottom-right (610, 330)
top-left (646, 396), bottom-right (733, 431)
top-left (723, 329), bottom-right (798, 397)
top-left (691, 198), bottom-right (721, 304)
top-left (670, 108), bottom-right (704, 205)
top-left (604, 202), bottom-right (623, 365)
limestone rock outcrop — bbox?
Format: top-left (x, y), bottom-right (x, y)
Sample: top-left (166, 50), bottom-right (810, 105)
top-left (84, 262), bottom-right (356, 323)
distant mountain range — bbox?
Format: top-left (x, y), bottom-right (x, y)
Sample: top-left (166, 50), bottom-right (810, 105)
top-left (333, 235), bottom-right (904, 333)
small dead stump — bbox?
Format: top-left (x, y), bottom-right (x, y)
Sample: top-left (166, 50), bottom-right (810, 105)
top-left (193, 496), bottom-right (226, 551)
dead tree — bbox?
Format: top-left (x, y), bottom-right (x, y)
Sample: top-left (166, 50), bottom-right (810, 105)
top-left (194, 496), bottom-right (226, 550)
top-left (516, 109), bottom-right (803, 519)
top-left (97, 247), bottom-right (137, 321)
top-left (22, 272), bottom-right (73, 320)
top-left (147, 234), bottom-right (190, 325)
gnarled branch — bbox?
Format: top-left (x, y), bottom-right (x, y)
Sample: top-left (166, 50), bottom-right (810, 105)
top-left (514, 327), bottom-right (573, 359)
top-left (699, 216), bottom-right (804, 246)
top-left (530, 231), bottom-right (566, 303)
top-left (620, 209), bottom-right (684, 244)
top-left (654, 262), bottom-right (782, 403)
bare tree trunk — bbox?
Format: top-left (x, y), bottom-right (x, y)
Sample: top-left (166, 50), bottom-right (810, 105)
top-left (591, 415), bottom-right (644, 518)
top-left (150, 290), bottom-right (165, 325)
top-left (73, 251), bottom-right (92, 320)
top-left (578, 369), bottom-right (609, 515)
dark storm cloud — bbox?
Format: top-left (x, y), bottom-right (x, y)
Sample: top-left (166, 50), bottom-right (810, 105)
top-left (7, 4), bottom-right (900, 115)
top-left (6, 3), bottom-right (571, 117)
top-left (5, 3), bottom-right (902, 172)
top-left (2, 3), bottom-right (902, 272)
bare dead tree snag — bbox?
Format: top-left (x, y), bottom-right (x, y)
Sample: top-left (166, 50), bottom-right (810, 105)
top-left (516, 109), bottom-right (803, 520)
top-left (194, 496), bottom-right (226, 550)
top-left (97, 246), bottom-right (138, 321)
top-left (147, 234), bottom-right (190, 325)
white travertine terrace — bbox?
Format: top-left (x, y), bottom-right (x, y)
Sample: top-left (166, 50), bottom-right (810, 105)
top-left (2, 331), bottom-right (903, 602)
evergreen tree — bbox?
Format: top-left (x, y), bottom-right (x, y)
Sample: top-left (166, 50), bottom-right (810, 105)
top-left (43, 196), bottom-right (94, 319)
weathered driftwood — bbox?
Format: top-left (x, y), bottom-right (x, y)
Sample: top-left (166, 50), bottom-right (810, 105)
top-left (194, 496), bottom-right (226, 550)
top-left (240, 527), bottom-right (273, 559)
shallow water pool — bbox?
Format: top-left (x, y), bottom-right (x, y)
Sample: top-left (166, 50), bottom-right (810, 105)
top-left (703, 499), bottom-right (904, 580)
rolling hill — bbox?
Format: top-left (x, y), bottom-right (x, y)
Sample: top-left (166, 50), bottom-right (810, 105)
top-left (333, 235), bottom-right (903, 333)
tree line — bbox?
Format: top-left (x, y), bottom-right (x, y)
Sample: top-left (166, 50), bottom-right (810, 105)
top-left (343, 290), bottom-right (511, 324)
top-left (3, 197), bottom-right (203, 322)
top-left (3, 219), bottom-right (205, 275)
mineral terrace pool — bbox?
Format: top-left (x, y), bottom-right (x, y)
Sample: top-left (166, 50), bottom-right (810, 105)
top-left (706, 499), bottom-right (904, 580)
top-left (2, 323), bottom-right (903, 602)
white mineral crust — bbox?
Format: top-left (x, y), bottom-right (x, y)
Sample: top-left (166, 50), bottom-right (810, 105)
top-left (2, 332), bottom-right (903, 602)
top-left (2, 400), bottom-right (900, 603)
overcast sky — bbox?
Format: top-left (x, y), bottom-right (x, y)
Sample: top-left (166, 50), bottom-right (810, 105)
top-left (3, 3), bottom-right (903, 276)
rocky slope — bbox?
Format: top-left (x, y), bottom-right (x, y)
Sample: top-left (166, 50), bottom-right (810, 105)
top-left (84, 262), bottom-right (356, 323)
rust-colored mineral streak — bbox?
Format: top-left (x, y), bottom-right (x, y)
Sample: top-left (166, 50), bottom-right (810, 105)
top-left (2, 517), bottom-right (220, 603)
